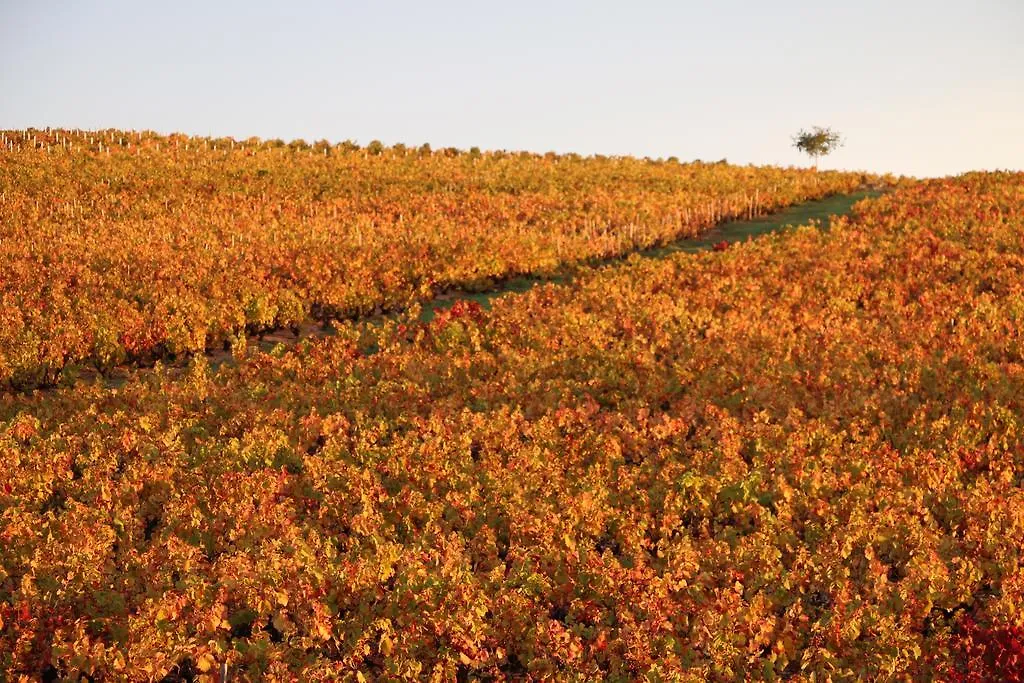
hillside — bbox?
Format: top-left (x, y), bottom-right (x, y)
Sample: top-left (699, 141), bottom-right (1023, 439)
top-left (0, 129), bottom-right (878, 392)
top-left (2, 159), bottom-right (1023, 678)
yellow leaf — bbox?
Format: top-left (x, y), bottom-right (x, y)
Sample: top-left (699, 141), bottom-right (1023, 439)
top-left (272, 612), bottom-right (288, 634)
top-left (357, 673), bottom-right (367, 683)
top-left (459, 652), bottom-right (472, 665)
top-left (380, 634), bottom-right (393, 656)
top-left (196, 654), bottom-right (215, 673)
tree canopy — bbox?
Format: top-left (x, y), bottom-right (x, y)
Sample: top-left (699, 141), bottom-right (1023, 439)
top-left (793, 126), bottom-right (843, 168)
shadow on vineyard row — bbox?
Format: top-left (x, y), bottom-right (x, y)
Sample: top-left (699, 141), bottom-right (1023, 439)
top-left (72, 188), bottom-right (882, 390)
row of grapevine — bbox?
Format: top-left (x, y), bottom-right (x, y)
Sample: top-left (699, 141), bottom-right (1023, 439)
top-left (0, 128), bottom-right (884, 391)
top-left (1, 173), bottom-right (1021, 679)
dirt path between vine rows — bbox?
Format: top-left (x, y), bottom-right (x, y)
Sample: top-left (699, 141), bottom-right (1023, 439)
top-left (411, 188), bottom-right (883, 321)
top-left (65, 188), bottom-right (884, 390)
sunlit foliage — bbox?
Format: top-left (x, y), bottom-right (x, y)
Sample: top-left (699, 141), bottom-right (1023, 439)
top-left (2, 172), bottom-right (1022, 679)
top-left (0, 128), bottom-right (875, 391)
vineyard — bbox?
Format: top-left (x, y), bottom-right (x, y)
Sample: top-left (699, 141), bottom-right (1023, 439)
top-left (0, 129), bottom-right (877, 392)
top-left (2, 131), bottom-right (1023, 681)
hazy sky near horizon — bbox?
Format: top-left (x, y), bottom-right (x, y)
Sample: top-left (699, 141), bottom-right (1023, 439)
top-left (2, 1), bottom-right (1021, 177)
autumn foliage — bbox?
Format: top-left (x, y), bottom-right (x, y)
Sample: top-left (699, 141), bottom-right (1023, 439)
top-left (952, 617), bottom-right (1024, 682)
top-left (0, 128), bottom-right (874, 391)
top-left (0, 134), bottom-right (1021, 680)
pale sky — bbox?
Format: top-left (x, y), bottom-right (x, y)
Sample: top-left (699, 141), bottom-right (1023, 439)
top-left (2, 0), bottom-right (1021, 177)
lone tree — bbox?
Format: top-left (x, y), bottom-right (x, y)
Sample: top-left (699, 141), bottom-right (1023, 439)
top-left (792, 126), bottom-right (843, 169)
